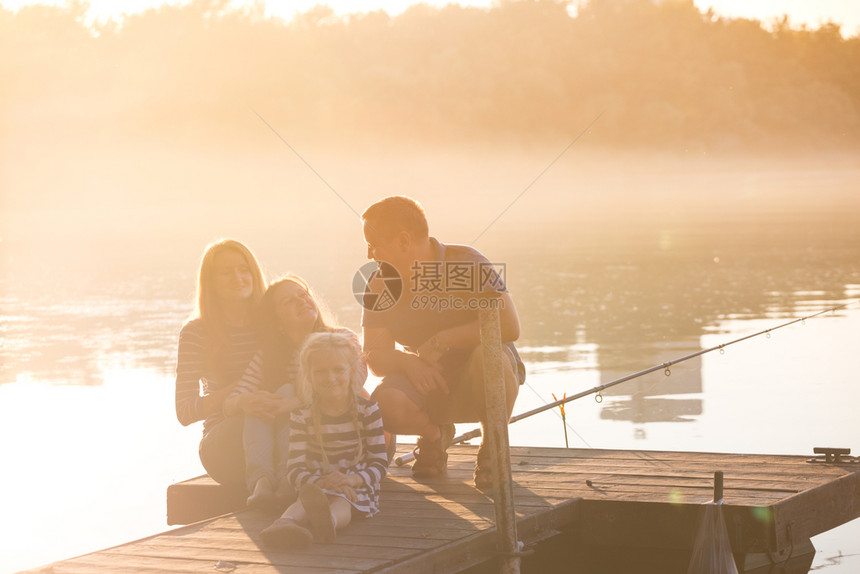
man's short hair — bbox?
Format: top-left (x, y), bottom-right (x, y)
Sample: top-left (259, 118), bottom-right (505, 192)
top-left (362, 196), bottom-right (429, 240)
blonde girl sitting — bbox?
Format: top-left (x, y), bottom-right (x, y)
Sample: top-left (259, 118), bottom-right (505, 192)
top-left (261, 331), bottom-right (388, 548)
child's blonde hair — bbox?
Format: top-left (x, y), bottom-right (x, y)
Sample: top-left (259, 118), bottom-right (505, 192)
top-left (298, 331), bottom-right (368, 472)
top-left (297, 331), bottom-right (365, 405)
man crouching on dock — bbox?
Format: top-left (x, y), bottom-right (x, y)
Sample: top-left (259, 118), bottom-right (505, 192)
top-left (359, 196), bottom-right (525, 488)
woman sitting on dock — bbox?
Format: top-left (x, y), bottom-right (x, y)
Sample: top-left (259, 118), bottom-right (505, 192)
top-left (222, 275), bottom-right (361, 509)
top-left (261, 331), bottom-right (388, 549)
top-left (175, 239), bottom-right (267, 487)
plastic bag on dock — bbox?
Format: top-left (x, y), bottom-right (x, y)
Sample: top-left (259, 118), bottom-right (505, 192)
top-left (686, 502), bottom-right (738, 574)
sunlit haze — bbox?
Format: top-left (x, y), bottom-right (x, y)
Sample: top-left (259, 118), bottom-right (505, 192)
top-left (3, 0), bottom-right (860, 35)
top-left (3, 0), bottom-right (860, 572)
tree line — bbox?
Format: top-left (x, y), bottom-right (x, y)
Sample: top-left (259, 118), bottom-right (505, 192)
top-left (3, 0), bottom-right (859, 152)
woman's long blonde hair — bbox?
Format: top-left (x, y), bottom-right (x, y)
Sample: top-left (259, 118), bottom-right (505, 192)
top-left (193, 238), bottom-right (266, 325)
top-left (257, 275), bottom-right (335, 390)
top-left (297, 331), bottom-right (368, 471)
top-left (257, 275), bottom-right (333, 342)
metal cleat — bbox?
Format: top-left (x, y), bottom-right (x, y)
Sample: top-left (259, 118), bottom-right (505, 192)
top-left (806, 447), bottom-right (859, 464)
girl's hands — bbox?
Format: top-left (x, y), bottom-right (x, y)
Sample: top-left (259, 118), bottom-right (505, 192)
top-left (316, 471), bottom-right (363, 491)
top-left (316, 471), bottom-right (349, 490)
top-left (333, 484), bottom-right (358, 503)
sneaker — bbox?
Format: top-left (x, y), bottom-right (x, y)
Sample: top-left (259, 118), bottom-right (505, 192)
top-left (261, 517), bottom-right (313, 549)
top-left (246, 477), bottom-right (278, 511)
top-left (246, 490), bottom-right (278, 511)
top-left (474, 442), bottom-right (494, 489)
top-left (412, 423), bottom-right (455, 478)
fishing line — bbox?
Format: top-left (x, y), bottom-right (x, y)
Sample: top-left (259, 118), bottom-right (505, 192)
top-left (395, 298), bottom-right (859, 465)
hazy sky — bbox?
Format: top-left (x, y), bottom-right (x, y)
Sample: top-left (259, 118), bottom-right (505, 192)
top-left (3, 0), bottom-right (859, 36)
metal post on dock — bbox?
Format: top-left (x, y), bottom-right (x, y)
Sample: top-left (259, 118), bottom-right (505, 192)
top-left (479, 305), bottom-right (521, 574)
top-left (713, 471), bottom-right (724, 504)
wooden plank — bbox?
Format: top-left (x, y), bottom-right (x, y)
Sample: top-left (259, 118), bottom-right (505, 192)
top-left (493, 470), bottom-right (810, 493)
top-left (143, 531), bottom-right (436, 553)
top-left (33, 552), bottom-right (361, 574)
top-left (424, 461), bottom-right (852, 484)
top-left (378, 500), bottom-right (556, 518)
top-left (436, 460), bottom-right (838, 486)
top-left (445, 459), bottom-right (849, 483)
top-left (383, 477), bottom-right (791, 506)
top-left (104, 532), bottom-right (418, 561)
top-left (333, 534), bottom-right (441, 550)
top-left (101, 541), bottom-right (403, 570)
top-left (381, 491), bottom-right (558, 505)
top-left (496, 463), bottom-right (842, 483)
top-left (490, 446), bottom-right (836, 465)
top-left (187, 514), bottom-right (484, 543)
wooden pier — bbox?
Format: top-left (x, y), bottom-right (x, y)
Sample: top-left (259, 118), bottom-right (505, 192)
top-left (26, 445), bottom-right (860, 574)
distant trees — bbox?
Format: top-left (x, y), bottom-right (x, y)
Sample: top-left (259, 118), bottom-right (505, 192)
top-left (2, 0), bottom-right (859, 151)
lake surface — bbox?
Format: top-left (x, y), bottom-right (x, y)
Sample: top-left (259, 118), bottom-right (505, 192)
top-left (1, 154), bottom-right (859, 573)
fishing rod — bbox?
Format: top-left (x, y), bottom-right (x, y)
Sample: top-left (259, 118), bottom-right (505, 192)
top-left (395, 299), bottom-right (858, 466)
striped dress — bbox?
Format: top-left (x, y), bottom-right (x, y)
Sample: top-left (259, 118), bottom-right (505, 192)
top-left (175, 318), bottom-right (260, 432)
top-left (286, 397), bottom-right (388, 517)
top-left (231, 327), bottom-right (367, 397)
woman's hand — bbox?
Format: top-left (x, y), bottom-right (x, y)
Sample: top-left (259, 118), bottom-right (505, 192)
top-left (203, 382), bottom-right (238, 417)
top-left (273, 395), bottom-right (302, 417)
top-left (238, 391), bottom-right (284, 421)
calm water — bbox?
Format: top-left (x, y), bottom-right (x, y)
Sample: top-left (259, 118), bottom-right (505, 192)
top-left (2, 158), bottom-right (859, 573)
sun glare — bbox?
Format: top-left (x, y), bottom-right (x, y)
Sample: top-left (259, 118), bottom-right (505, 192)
top-left (2, 0), bottom-right (859, 35)
top-left (0, 372), bottom-right (203, 573)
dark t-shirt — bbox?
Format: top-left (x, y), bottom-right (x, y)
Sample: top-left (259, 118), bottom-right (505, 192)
top-left (361, 238), bottom-right (525, 383)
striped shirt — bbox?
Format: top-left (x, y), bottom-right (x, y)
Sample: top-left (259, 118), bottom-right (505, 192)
top-left (174, 318), bottom-right (260, 431)
top-left (231, 347), bottom-right (300, 397)
top-left (230, 327), bottom-right (366, 397)
top-left (286, 397), bottom-right (388, 516)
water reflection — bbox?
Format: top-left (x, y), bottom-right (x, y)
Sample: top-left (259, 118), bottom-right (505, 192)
top-left (2, 211), bottom-right (859, 393)
top-left (598, 343), bottom-right (703, 431)
top-left (507, 214), bottom-right (860, 353)
top-left (1, 294), bottom-right (188, 386)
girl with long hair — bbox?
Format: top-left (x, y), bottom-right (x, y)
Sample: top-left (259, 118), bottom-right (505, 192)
top-left (222, 276), bottom-right (364, 508)
top-left (260, 331), bottom-right (388, 548)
